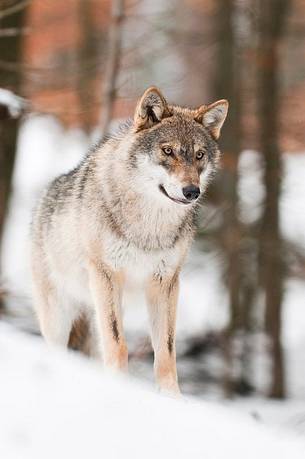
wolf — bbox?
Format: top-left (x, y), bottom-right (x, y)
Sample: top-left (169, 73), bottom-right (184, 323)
top-left (31, 87), bottom-right (228, 394)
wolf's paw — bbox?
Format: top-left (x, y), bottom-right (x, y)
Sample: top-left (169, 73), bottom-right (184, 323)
top-left (157, 381), bottom-right (182, 399)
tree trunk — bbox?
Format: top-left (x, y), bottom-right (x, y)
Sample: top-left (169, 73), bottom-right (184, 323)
top-left (76, 0), bottom-right (99, 133)
top-left (100, 0), bottom-right (124, 136)
top-left (0, 1), bottom-right (26, 309)
top-left (213, 0), bottom-right (243, 397)
top-left (257, 0), bottom-right (288, 399)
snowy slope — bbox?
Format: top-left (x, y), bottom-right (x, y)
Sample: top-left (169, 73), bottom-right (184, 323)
top-left (0, 325), bottom-right (304, 459)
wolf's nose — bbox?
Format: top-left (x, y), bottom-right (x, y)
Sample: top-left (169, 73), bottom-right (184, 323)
top-left (182, 185), bottom-right (200, 201)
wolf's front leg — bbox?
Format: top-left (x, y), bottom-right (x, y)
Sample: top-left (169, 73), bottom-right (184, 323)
top-left (88, 261), bottom-right (128, 371)
top-left (146, 270), bottom-right (180, 395)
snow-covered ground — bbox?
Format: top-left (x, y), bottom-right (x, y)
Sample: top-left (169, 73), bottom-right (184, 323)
top-left (0, 324), bottom-right (304, 459)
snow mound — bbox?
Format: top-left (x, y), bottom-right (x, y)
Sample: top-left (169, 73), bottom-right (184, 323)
top-left (0, 325), bottom-right (303, 459)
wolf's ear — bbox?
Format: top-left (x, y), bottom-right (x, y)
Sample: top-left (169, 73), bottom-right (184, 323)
top-left (195, 100), bottom-right (229, 140)
top-left (134, 86), bottom-right (170, 132)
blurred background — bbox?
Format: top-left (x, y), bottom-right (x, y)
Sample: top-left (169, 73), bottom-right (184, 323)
top-left (0, 0), bottom-right (305, 415)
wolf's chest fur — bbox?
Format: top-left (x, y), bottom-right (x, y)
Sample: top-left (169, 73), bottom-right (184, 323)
top-left (98, 197), bottom-right (192, 283)
top-left (102, 230), bottom-right (182, 284)
top-left (100, 192), bottom-right (192, 250)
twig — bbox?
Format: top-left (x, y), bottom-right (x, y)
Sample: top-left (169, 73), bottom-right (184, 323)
top-left (0, 0), bottom-right (32, 21)
top-left (0, 26), bottom-right (30, 37)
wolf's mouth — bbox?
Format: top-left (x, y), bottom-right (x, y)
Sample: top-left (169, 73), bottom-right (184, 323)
top-left (159, 185), bottom-right (192, 205)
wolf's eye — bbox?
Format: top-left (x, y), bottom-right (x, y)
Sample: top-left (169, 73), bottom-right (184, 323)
top-left (162, 146), bottom-right (173, 156)
top-left (196, 150), bottom-right (205, 160)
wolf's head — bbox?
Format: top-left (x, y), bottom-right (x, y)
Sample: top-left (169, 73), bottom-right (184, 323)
top-left (128, 87), bottom-right (228, 206)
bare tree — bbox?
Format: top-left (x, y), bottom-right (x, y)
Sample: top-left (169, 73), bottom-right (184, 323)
top-left (0, 1), bottom-right (27, 309)
top-left (212, 0), bottom-right (244, 397)
top-left (257, 0), bottom-right (289, 399)
top-left (76, 0), bottom-right (99, 133)
top-left (100, 0), bottom-right (124, 136)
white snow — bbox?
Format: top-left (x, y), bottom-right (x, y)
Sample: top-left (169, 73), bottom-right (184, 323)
top-left (0, 324), bottom-right (304, 459)
top-left (0, 88), bottom-right (27, 118)
top-left (281, 153), bottom-right (305, 248)
top-left (237, 149), bottom-right (265, 224)
top-left (1, 116), bottom-right (89, 296)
